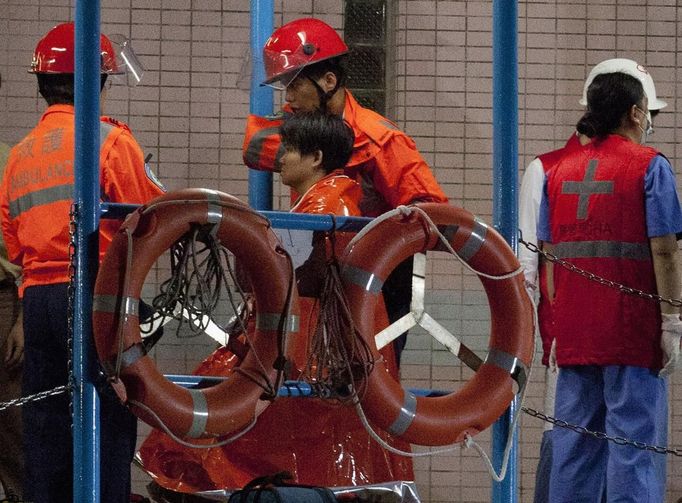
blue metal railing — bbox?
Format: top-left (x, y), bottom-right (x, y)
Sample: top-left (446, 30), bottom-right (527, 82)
top-left (73, 4), bottom-right (103, 501)
top-left (491, 0), bottom-right (520, 501)
top-left (72, 1), bottom-right (520, 501)
top-left (247, 0), bottom-right (274, 211)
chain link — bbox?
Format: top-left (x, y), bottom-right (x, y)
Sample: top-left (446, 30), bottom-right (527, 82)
top-left (0, 211), bottom-right (79, 414)
top-left (0, 386), bottom-right (70, 413)
top-left (519, 237), bottom-right (682, 307)
top-left (522, 406), bottom-right (682, 456)
top-left (67, 203), bottom-right (78, 414)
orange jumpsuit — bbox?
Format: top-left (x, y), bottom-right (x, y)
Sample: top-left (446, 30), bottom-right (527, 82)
top-left (243, 90), bottom-right (448, 216)
top-left (0, 104), bottom-right (165, 292)
top-left (0, 103), bottom-right (165, 503)
top-left (137, 171), bottom-right (414, 492)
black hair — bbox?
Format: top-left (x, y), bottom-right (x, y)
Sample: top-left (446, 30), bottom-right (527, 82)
top-left (576, 72), bottom-right (645, 138)
top-left (37, 74), bottom-right (109, 106)
top-left (279, 111), bottom-right (354, 174)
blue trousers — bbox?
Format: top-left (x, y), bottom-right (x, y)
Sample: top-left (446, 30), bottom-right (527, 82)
top-left (549, 365), bottom-right (667, 503)
top-left (22, 284), bottom-right (137, 503)
top-left (533, 430), bottom-right (553, 503)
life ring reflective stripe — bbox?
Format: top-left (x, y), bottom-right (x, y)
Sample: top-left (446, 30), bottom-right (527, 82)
top-left (93, 188), bottom-right (298, 439)
top-left (341, 203), bottom-right (534, 446)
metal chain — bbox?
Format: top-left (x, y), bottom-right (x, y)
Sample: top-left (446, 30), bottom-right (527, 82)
top-left (519, 237), bottom-right (682, 308)
top-left (0, 386), bottom-right (70, 413)
top-left (522, 406), bottom-right (682, 456)
top-left (66, 203), bottom-right (78, 412)
top-left (0, 212), bottom-right (78, 414)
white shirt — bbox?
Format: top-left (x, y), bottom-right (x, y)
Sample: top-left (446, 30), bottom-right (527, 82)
top-left (518, 157), bottom-right (545, 287)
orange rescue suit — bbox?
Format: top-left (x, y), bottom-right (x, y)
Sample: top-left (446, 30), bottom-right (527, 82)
top-left (243, 90), bottom-right (447, 216)
top-left (0, 104), bottom-right (165, 293)
top-left (137, 171), bottom-right (414, 492)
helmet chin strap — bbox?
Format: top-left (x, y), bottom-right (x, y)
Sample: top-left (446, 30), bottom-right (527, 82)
top-left (307, 76), bottom-right (340, 114)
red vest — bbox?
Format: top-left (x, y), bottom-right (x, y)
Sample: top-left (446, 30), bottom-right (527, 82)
top-left (536, 135), bottom-right (582, 365)
top-left (545, 134), bottom-right (661, 369)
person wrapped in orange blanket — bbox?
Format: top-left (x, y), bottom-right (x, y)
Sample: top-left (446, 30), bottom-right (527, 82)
top-left (137, 112), bottom-right (413, 495)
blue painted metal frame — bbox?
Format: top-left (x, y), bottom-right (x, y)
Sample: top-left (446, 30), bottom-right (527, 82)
top-left (248, 0), bottom-right (274, 211)
top-left (491, 0), bottom-right (520, 502)
top-left (73, 4), bottom-right (103, 502)
top-left (100, 204), bottom-right (373, 233)
top-left (74, 0), bottom-right (520, 500)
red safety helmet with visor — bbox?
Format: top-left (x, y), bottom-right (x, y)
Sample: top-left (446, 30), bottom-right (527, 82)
top-left (262, 18), bottom-right (348, 89)
top-left (30, 22), bottom-right (144, 85)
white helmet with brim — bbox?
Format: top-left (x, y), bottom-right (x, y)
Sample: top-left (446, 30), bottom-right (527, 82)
top-left (579, 58), bottom-right (667, 110)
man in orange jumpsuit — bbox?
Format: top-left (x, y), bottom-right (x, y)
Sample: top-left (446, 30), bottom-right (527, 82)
top-left (0, 23), bottom-right (165, 503)
top-left (138, 111), bottom-right (414, 497)
top-left (243, 17), bottom-right (448, 364)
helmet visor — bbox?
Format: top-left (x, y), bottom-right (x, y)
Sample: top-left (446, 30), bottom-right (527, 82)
top-left (261, 48), bottom-right (316, 90)
top-left (108, 34), bottom-right (145, 86)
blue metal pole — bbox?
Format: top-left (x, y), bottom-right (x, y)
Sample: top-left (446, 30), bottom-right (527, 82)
top-left (73, 4), bottom-right (102, 502)
top-left (491, 0), bottom-right (519, 502)
top-left (248, 1), bottom-right (274, 210)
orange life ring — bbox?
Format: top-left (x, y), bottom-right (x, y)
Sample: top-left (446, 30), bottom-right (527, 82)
top-left (341, 203), bottom-right (534, 446)
top-left (93, 188), bottom-right (298, 439)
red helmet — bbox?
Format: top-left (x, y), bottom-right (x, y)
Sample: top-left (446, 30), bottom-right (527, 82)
top-left (30, 22), bottom-right (121, 74)
top-left (262, 18), bottom-right (348, 88)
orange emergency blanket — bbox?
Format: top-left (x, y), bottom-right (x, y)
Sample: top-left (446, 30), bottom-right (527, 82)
top-left (137, 297), bottom-right (414, 493)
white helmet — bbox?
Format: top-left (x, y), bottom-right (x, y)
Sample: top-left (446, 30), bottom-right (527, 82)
top-left (579, 58), bottom-right (667, 110)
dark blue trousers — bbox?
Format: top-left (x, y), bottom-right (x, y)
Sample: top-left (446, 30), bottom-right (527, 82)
top-left (22, 283), bottom-right (137, 503)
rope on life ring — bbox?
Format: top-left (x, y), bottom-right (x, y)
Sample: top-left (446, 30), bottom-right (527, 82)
top-left (93, 188), bottom-right (298, 439)
top-left (341, 203), bottom-right (535, 446)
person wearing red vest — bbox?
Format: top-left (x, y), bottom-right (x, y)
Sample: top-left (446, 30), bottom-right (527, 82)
top-left (519, 58), bottom-right (670, 503)
top-left (243, 17), bottom-right (448, 367)
top-left (536, 71), bottom-right (682, 502)
top-left (138, 112), bottom-right (413, 497)
top-left (0, 23), bottom-right (165, 503)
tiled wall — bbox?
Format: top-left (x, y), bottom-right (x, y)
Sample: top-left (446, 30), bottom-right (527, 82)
top-left (1, 1), bottom-right (681, 502)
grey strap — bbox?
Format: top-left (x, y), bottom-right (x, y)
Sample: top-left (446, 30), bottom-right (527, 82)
top-left (458, 218), bottom-right (488, 262)
top-left (484, 348), bottom-right (528, 393)
top-left (388, 390), bottom-right (417, 436)
top-left (256, 312), bottom-right (300, 333)
top-left (205, 191), bottom-right (223, 238)
top-left (341, 264), bottom-right (384, 293)
top-left (93, 294), bottom-right (139, 317)
top-left (186, 389), bottom-right (209, 439)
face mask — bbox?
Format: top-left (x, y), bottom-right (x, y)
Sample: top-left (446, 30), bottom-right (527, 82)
top-left (635, 106), bottom-right (653, 144)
